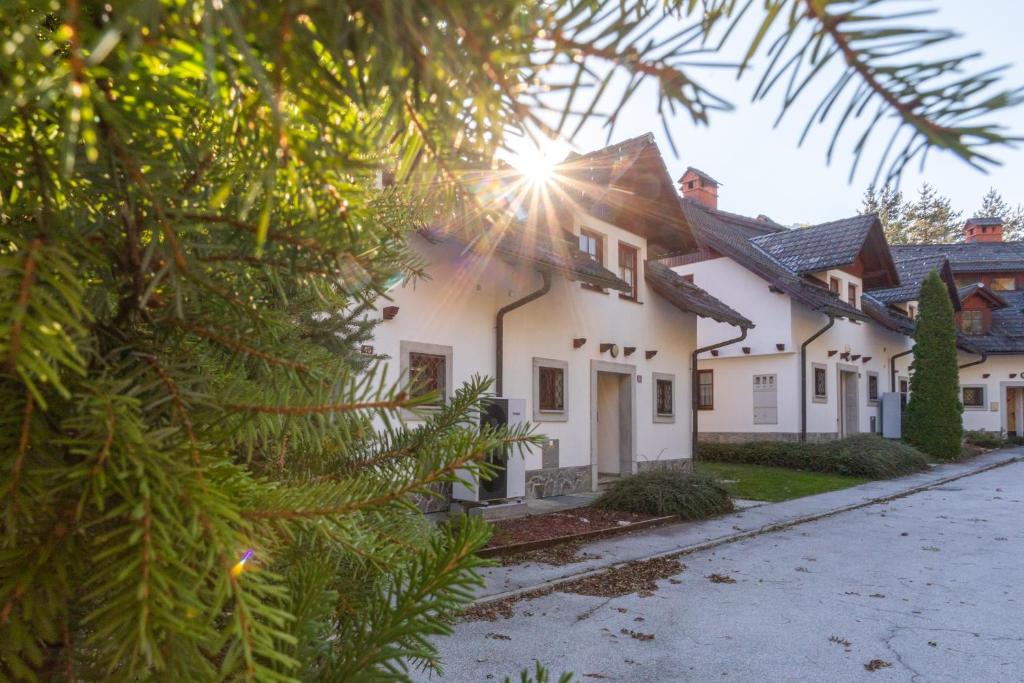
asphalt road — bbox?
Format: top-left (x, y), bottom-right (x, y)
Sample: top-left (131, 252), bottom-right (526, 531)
top-left (419, 461), bottom-right (1024, 682)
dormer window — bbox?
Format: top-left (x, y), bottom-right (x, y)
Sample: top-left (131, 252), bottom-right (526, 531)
top-left (959, 310), bottom-right (985, 335)
top-left (829, 277), bottom-right (840, 294)
top-left (908, 304), bottom-right (916, 319)
top-left (579, 228), bottom-right (604, 265)
top-left (990, 277), bottom-right (1015, 291)
top-left (847, 283), bottom-right (858, 308)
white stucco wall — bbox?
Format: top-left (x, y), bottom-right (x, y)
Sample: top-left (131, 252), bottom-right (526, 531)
top-left (674, 257), bottom-right (913, 439)
top-left (369, 214), bottom-right (699, 494)
top-left (956, 353), bottom-right (1024, 433)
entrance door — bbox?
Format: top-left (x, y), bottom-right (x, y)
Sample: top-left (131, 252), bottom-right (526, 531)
top-left (839, 370), bottom-right (859, 436)
top-left (597, 372), bottom-right (625, 476)
top-left (1007, 387), bottom-right (1024, 437)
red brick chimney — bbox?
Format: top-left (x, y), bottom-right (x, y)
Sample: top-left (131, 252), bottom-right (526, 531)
top-left (964, 217), bottom-right (1004, 243)
top-left (678, 167), bottom-right (720, 209)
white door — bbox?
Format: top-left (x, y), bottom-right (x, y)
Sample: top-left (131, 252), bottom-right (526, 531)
top-left (597, 373), bottom-right (621, 475)
top-left (840, 371), bottom-right (859, 436)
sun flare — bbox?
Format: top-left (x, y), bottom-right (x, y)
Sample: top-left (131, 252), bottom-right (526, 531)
top-left (507, 140), bottom-right (569, 188)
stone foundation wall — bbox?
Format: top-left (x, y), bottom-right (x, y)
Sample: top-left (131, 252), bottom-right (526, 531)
top-left (525, 465), bottom-right (591, 499)
top-left (411, 482), bottom-right (452, 514)
top-left (700, 431), bottom-right (839, 444)
top-left (636, 458), bottom-right (693, 473)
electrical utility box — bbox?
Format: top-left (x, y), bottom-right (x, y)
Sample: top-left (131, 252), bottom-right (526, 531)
top-left (881, 392), bottom-right (902, 439)
top-left (452, 397), bottom-right (527, 501)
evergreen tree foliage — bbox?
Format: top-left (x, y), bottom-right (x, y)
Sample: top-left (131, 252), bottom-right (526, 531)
top-left (861, 184), bottom-right (908, 242)
top-left (0, 1), bottom-right (1019, 680)
top-left (977, 188), bottom-right (1024, 240)
top-left (904, 271), bottom-right (963, 460)
top-left (903, 183), bottom-right (963, 244)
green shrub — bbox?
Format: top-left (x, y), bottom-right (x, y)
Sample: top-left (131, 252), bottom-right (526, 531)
top-left (593, 470), bottom-right (733, 519)
top-left (700, 434), bottom-right (930, 479)
top-left (964, 430), bottom-right (1005, 449)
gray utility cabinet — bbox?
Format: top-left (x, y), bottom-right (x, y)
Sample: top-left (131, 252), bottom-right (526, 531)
top-left (753, 374), bottom-right (778, 425)
top-left (881, 392), bottom-right (902, 439)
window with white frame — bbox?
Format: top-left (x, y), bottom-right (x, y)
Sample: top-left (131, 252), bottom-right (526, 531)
top-left (867, 371), bottom-right (879, 405)
top-left (961, 385), bottom-right (986, 410)
top-left (812, 363), bottom-right (828, 403)
top-left (400, 341), bottom-right (453, 413)
top-left (532, 358), bottom-right (568, 422)
top-left (652, 372), bottom-right (675, 423)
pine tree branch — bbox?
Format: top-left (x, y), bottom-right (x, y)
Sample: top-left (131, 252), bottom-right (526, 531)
top-left (6, 238), bottom-right (42, 373)
top-left (143, 355), bottom-right (199, 467)
top-left (166, 319), bottom-right (310, 372)
top-left (226, 395), bottom-right (411, 416)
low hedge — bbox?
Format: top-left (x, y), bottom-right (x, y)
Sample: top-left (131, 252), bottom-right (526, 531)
top-left (964, 430), bottom-right (1005, 449)
top-left (699, 434), bottom-right (930, 479)
top-left (593, 470), bottom-right (733, 519)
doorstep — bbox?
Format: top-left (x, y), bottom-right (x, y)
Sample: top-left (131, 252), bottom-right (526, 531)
top-left (470, 447), bottom-right (1024, 605)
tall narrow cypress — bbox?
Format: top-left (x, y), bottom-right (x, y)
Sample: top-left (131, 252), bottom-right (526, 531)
top-left (904, 271), bottom-right (964, 459)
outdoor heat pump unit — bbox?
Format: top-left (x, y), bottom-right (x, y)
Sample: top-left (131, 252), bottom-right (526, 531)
top-left (881, 392), bottom-right (902, 439)
top-left (452, 397), bottom-right (527, 502)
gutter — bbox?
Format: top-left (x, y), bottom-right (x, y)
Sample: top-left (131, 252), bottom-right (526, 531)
top-left (959, 350), bottom-right (987, 370)
top-left (889, 348), bottom-right (913, 393)
top-left (800, 313), bottom-right (836, 442)
top-left (495, 271), bottom-right (552, 396)
top-left (692, 326), bottom-right (749, 463)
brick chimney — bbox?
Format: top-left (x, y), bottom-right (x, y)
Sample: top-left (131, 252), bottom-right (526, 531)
top-left (678, 167), bottom-right (720, 209)
top-left (964, 217), bottom-right (1004, 243)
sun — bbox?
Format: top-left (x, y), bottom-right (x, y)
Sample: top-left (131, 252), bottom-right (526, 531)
top-left (506, 139), bottom-right (569, 187)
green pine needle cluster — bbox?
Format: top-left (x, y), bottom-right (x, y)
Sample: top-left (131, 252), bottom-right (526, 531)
top-left (904, 271), bottom-right (964, 460)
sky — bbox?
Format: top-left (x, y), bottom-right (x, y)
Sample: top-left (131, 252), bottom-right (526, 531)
top-left (510, 0), bottom-right (1024, 227)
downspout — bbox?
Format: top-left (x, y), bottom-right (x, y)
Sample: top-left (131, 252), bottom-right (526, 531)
top-left (959, 351), bottom-right (987, 370)
top-left (800, 313), bottom-right (836, 442)
top-left (890, 348), bottom-right (913, 393)
top-left (692, 326), bottom-right (749, 464)
top-left (495, 271), bottom-right (552, 396)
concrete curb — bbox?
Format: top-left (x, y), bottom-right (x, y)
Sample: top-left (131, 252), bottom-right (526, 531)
top-left (477, 514), bottom-right (679, 559)
top-left (469, 452), bottom-right (1022, 608)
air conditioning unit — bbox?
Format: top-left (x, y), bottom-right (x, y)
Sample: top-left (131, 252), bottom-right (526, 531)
top-left (452, 397), bottom-right (527, 502)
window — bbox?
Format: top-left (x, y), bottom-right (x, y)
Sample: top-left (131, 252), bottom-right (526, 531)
top-left (990, 277), bottom-right (1015, 291)
top-left (697, 369), bottom-right (713, 410)
top-left (959, 310), bottom-right (985, 335)
top-left (532, 358), bottom-right (568, 422)
top-left (908, 304), bottom-right (917, 319)
top-left (867, 371), bottom-right (879, 404)
top-left (812, 363), bottom-right (827, 403)
top-left (899, 377), bottom-right (909, 407)
top-left (400, 341), bottom-right (453, 416)
top-left (408, 352), bottom-right (446, 406)
top-left (829, 277), bottom-right (841, 294)
top-left (847, 282), bottom-right (858, 307)
top-left (653, 372), bottom-right (676, 423)
top-left (618, 242), bottom-right (639, 300)
top-left (753, 374), bottom-right (778, 424)
top-left (961, 386), bottom-right (986, 410)
top-left (579, 228), bottom-right (603, 264)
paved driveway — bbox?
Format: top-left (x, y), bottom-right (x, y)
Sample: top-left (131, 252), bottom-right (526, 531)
top-left (421, 462), bottom-right (1024, 682)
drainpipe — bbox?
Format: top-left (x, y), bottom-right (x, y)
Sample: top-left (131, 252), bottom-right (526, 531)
top-left (889, 348), bottom-right (913, 393)
top-left (495, 271), bottom-right (552, 396)
top-left (800, 313), bottom-right (836, 442)
top-left (959, 351), bottom-right (987, 370)
top-left (692, 326), bottom-right (749, 464)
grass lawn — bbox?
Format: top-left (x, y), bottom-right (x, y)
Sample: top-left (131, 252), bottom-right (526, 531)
top-left (697, 462), bottom-right (871, 503)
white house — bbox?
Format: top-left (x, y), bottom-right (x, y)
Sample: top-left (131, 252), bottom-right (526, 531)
top-left (887, 218), bottom-right (1024, 435)
top-left (664, 169), bottom-right (914, 442)
top-left (370, 136), bottom-right (750, 508)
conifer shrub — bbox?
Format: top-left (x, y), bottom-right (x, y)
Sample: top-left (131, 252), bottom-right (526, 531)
top-left (700, 434), bottom-right (929, 479)
top-left (904, 270), bottom-right (964, 459)
top-left (593, 471), bottom-right (733, 519)
top-left (963, 430), bottom-right (1005, 449)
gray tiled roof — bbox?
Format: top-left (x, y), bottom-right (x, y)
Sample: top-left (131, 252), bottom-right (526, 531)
top-left (868, 254), bottom-right (959, 308)
top-left (749, 215), bottom-right (880, 275)
top-left (678, 199), bottom-right (868, 321)
top-left (957, 283), bottom-right (1007, 308)
top-left (862, 294), bottom-right (915, 336)
top-left (892, 242), bottom-right (1024, 274)
top-left (645, 261), bottom-right (752, 329)
top-left (965, 216), bottom-right (1004, 226)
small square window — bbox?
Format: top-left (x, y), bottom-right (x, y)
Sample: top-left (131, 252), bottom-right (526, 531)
top-left (962, 386), bottom-right (985, 409)
top-left (959, 310), bottom-right (985, 335)
top-left (408, 352), bottom-right (446, 406)
top-left (829, 277), bottom-right (840, 294)
top-left (847, 282), bottom-right (858, 307)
